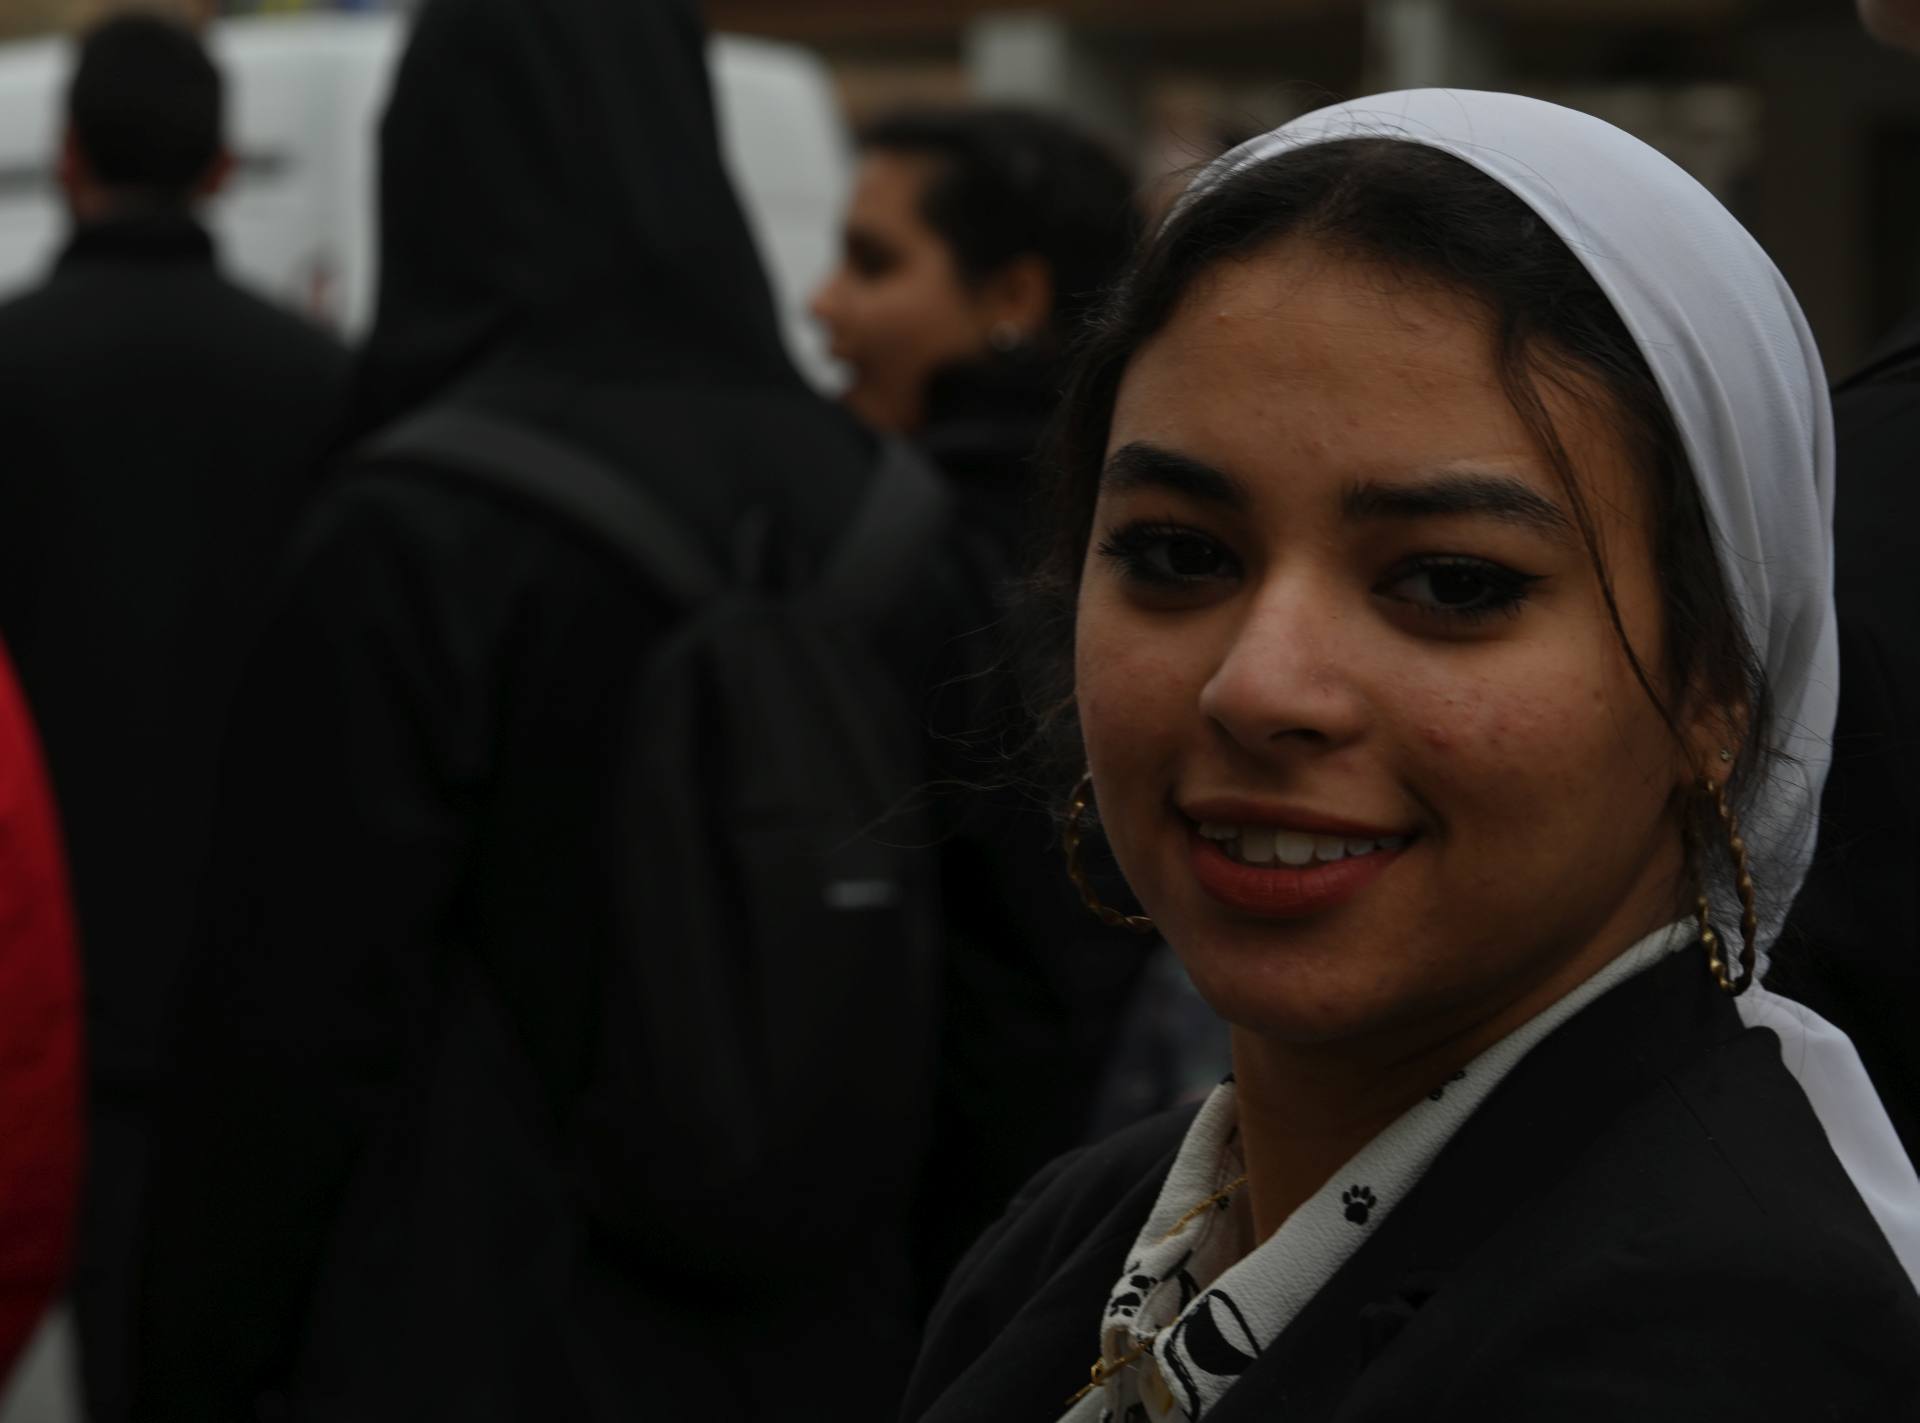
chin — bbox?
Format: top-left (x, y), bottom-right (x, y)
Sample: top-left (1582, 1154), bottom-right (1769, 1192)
top-left (839, 383), bottom-right (915, 436)
top-left (1167, 913), bottom-right (1408, 1045)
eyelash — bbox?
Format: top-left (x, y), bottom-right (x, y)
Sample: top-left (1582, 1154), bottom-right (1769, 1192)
top-left (1096, 521), bottom-right (1238, 586)
top-left (1094, 521), bottom-right (1545, 624)
top-left (1382, 555), bottom-right (1544, 624)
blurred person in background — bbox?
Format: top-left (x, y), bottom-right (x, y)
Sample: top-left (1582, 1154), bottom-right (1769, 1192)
top-left (135, 0), bottom-right (957, 1418)
top-left (811, 108), bottom-right (1178, 1304)
top-left (1765, 0), bottom-right (1920, 1163)
top-left (0, 639), bottom-right (81, 1391)
top-left (0, 13), bottom-right (348, 1420)
top-left (812, 105), bottom-right (1139, 492)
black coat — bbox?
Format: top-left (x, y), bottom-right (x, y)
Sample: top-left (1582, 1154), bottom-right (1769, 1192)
top-left (0, 212), bottom-right (347, 1423)
top-left (137, 365), bottom-right (932, 1423)
top-left (134, 1), bottom-right (956, 1418)
top-left (905, 949), bottom-right (1920, 1422)
top-left (1772, 313), bottom-right (1920, 1162)
top-left (0, 213), bottom-right (347, 1100)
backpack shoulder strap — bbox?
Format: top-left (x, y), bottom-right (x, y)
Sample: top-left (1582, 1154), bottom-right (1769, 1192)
top-left (817, 436), bottom-right (952, 618)
top-left (359, 405), bottom-right (725, 608)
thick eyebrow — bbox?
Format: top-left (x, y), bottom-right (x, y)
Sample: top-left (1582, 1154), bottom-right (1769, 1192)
top-left (1100, 441), bottom-right (1252, 513)
top-left (1341, 473), bottom-right (1574, 540)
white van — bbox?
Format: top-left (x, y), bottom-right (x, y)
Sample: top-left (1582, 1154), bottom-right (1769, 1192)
top-left (0, 14), bottom-right (850, 385)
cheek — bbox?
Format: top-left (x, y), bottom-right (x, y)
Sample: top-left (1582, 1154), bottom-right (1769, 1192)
top-left (1074, 589), bottom-right (1206, 828)
top-left (1405, 643), bottom-right (1673, 855)
top-left (865, 269), bottom-right (980, 359)
top-left (1414, 683), bottom-right (1559, 763)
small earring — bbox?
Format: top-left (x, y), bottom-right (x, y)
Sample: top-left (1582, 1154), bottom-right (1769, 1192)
top-left (1696, 775), bottom-right (1758, 995)
top-left (1718, 747), bottom-right (1733, 763)
top-left (1063, 771), bottom-right (1155, 935)
top-left (988, 320), bottom-right (1027, 355)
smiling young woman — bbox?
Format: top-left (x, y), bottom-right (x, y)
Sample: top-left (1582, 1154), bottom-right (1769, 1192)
top-left (1080, 233), bottom-right (1722, 1237)
top-left (902, 94), bottom-right (1920, 1423)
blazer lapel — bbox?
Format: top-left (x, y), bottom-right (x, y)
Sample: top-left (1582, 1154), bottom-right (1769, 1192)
top-left (1208, 950), bottom-right (1746, 1423)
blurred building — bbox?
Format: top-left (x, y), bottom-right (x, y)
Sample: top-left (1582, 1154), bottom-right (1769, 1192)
top-left (713, 0), bottom-right (1920, 374)
top-left (0, 0), bottom-right (1912, 368)
top-left (0, 0), bottom-right (375, 37)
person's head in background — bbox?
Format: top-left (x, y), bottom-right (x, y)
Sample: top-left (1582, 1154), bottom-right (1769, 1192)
top-left (810, 105), bottom-right (1140, 435)
top-left (1861, 0), bottom-right (1920, 53)
top-left (60, 11), bottom-right (231, 228)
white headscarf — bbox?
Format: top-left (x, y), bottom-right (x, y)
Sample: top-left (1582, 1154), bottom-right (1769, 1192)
top-left (1198, 89), bottom-right (1920, 1283)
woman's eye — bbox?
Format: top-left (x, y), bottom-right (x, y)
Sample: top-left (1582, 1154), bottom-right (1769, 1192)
top-left (845, 235), bottom-right (897, 279)
top-left (1380, 557), bottom-right (1542, 622)
top-left (1096, 523), bottom-right (1240, 589)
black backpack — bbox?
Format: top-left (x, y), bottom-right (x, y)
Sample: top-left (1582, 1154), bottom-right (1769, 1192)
top-left (362, 406), bottom-right (952, 1278)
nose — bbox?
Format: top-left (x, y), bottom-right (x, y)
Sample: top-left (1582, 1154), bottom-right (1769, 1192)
top-left (808, 268), bottom-right (844, 331)
top-left (1198, 576), bottom-right (1370, 757)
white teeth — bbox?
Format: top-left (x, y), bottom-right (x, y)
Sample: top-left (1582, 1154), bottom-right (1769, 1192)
top-left (1273, 831), bottom-right (1315, 866)
top-left (1202, 821), bottom-right (1412, 865)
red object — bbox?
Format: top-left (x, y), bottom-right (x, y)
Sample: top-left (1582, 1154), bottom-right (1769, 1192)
top-left (1187, 828), bottom-right (1408, 918)
top-left (0, 640), bottom-right (82, 1382)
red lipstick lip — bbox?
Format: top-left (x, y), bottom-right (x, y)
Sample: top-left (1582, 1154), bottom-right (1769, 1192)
top-left (1179, 798), bottom-right (1410, 840)
top-left (1186, 826), bottom-right (1407, 919)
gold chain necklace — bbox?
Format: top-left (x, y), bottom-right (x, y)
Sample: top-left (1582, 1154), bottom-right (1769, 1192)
top-left (1065, 1172), bottom-right (1250, 1406)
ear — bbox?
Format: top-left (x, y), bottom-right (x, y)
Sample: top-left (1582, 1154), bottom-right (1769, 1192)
top-left (57, 127), bottom-right (85, 203)
top-left (1680, 683), bottom-right (1749, 791)
top-left (974, 253), bottom-right (1055, 347)
top-left (194, 145), bottom-right (236, 203)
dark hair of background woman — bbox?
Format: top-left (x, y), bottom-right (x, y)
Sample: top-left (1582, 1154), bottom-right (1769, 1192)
top-left (858, 104), bottom-right (1143, 341)
top-left (1030, 137), bottom-right (1775, 909)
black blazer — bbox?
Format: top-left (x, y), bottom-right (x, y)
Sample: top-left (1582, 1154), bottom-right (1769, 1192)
top-left (904, 949), bottom-right (1920, 1421)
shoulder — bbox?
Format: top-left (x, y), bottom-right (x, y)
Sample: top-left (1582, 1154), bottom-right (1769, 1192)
top-left (206, 279), bottom-right (351, 374)
top-left (974, 1103), bottom-right (1197, 1277)
top-left (1292, 960), bottom-right (1920, 1423)
top-left (1411, 1028), bottom-right (1920, 1418)
top-left (1579, 1020), bottom-right (1913, 1309)
top-left (0, 278), bottom-right (87, 368)
top-left (0, 272), bottom-right (346, 438)
top-left (906, 1106), bottom-right (1197, 1421)
top-left (294, 464), bottom-right (534, 581)
top-left (270, 454), bottom-right (654, 687)
top-left (1419, 1211), bottom-right (1920, 1420)
top-left (0, 278), bottom-right (60, 329)
top-left (310, 399), bottom-right (661, 576)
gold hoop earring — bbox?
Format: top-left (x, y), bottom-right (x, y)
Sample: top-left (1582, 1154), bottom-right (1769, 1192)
top-left (1696, 775), bottom-right (1758, 995)
top-left (1063, 771), bottom-right (1155, 935)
